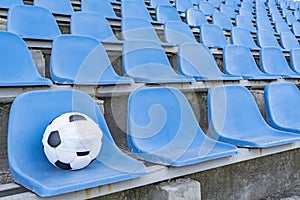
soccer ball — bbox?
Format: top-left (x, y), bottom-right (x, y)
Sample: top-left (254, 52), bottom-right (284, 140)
top-left (42, 112), bottom-right (103, 170)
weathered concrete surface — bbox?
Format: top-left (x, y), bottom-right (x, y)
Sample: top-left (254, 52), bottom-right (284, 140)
top-left (0, 18), bottom-right (6, 31)
top-left (30, 50), bottom-right (46, 77)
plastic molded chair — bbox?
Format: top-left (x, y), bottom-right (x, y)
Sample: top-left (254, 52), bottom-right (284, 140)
top-left (198, 1), bottom-right (215, 16)
top-left (122, 40), bottom-right (195, 83)
top-left (50, 35), bottom-right (133, 85)
top-left (0, 0), bottom-right (23, 9)
top-left (212, 12), bottom-right (233, 31)
top-left (292, 22), bottom-right (300, 37)
top-left (81, 0), bottom-right (118, 19)
top-left (186, 8), bottom-right (208, 28)
top-left (178, 43), bottom-right (242, 80)
top-left (122, 18), bottom-right (161, 43)
top-left (164, 21), bottom-right (198, 44)
top-left (236, 15), bottom-right (256, 33)
top-left (220, 4), bottom-right (236, 19)
top-left (256, 18), bottom-right (275, 33)
top-left (128, 87), bottom-right (239, 166)
top-left (285, 11), bottom-right (297, 25)
top-left (291, 48), bottom-right (300, 73)
top-left (208, 0), bottom-right (221, 8)
top-left (156, 5), bottom-right (182, 23)
top-left (71, 12), bottom-right (119, 42)
top-left (265, 82), bottom-right (300, 134)
top-left (207, 85), bottom-right (300, 148)
top-left (225, 0), bottom-right (239, 10)
top-left (175, 0), bottom-right (193, 12)
top-left (200, 24), bottom-right (228, 48)
top-left (275, 21), bottom-right (292, 34)
top-left (121, 1), bottom-right (153, 22)
top-left (260, 47), bottom-right (300, 78)
top-left (34, 0), bottom-right (74, 15)
top-left (231, 27), bottom-right (259, 50)
top-left (150, 0), bottom-right (171, 7)
top-left (8, 89), bottom-right (147, 197)
top-left (7, 5), bottom-right (61, 40)
top-left (223, 45), bottom-right (280, 80)
top-left (280, 31), bottom-right (300, 50)
top-left (256, 30), bottom-right (283, 50)
top-left (0, 31), bottom-right (52, 86)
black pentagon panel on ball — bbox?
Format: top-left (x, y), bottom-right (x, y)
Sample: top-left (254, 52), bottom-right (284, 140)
top-left (47, 131), bottom-right (61, 147)
top-left (55, 161), bottom-right (72, 170)
top-left (69, 114), bottom-right (87, 122)
top-left (77, 151), bottom-right (90, 156)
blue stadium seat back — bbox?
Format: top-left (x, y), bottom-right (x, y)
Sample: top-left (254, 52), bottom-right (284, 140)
top-left (200, 24), bottom-right (228, 48)
top-left (7, 5), bottom-right (61, 40)
top-left (285, 12), bottom-right (297, 25)
top-left (34, 0), bottom-right (74, 15)
top-left (223, 45), bottom-right (280, 80)
top-left (207, 84), bottom-right (300, 148)
top-left (291, 48), bottom-right (300, 73)
top-left (208, 0), bottom-right (221, 8)
top-left (212, 12), bottom-right (232, 31)
top-left (178, 43), bottom-right (242, 80)
top-left (235, 15), bottom-right (256, 33)
top-left (225, 0), bottom-right (239, 10)
top-left (156, 5), bottom-right (182, 23)
top-left (186, 8), bottom-right (208, 28)
top-left (121, 1), bottom-right (152, 22)
top-left (280, 31), bottom-right (300, 50)
top-left (164, 21), bottom-right (197, 44)
top-left (71, 12), bottom-right (119, 42)
top-left (81, 0), bottom-right (118, 19)
top-left (256, 30), bottom-right (282, 49)
top-left (0, 31), bottom-right (52, 86)
top-left (122, 40), bottom-right (195, 83)
top-left (8, 89), bottom-right (147, 197)
top-left (238, 7), bottom-right (254, 20)
top-left (122, 18), bottom-right (161, 43)
top-left (175, 0), bottom-right (193, 12)
top-left (271, 12), bottom-right (284, 22)
top-left (292, 22), bottom-right (300, 37)
top-left (0, 0), bottom-right (23, 9)
top-left (275, 21), bottom-right (292, 34)
top-left (220, 4), bottom-right (236, 19)
top-left (198, 1), bottom-right (215, 16)
top-left (294, 10), bottom-right (300, 20)
top-left (128, 87), bottom-right (239, 166)
top-left (256, 18), bottom-right (275, 33)
top-left (265, 82), bottom-right (300, 134)
top-left (150, 0), bottom-right (171, 7)
top-left (50, 35), bottom-right (133, 85)
top-left (240, 3), bottom-right (254, 13)
top-left (230, 27), bottom-right (259, 50)
top-left (260, 47), bottom-right (300, 78)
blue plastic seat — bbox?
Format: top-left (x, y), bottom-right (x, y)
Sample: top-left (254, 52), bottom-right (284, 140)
top-left (220, 4), bottom-right (236, 19)
top-left (200, 24), bottom-right (228, 49)
top-left (225, 0), bottom-right (239, 10)
top-left (240, 3), bottom-right (254, 14)
top-left (198, 1), bottom-right (215, 16)
top-left (186, 8), bottom-right (208, 28)
top-left (212, 12), bottom-right (232, 31)
top-left (122, 40), bottom-right (195, 83)
top-left (238, 7), bottom-right (254, 20)
top-left (175, 0), bottom-right (193, 12)
top-left (150, 0), bottom-right (171, 7)
top-left (0, 0), bottom-right (23, 9)
top-left (81, 0), bottom-right (119, 19)
top-left (156, 5), bottom-right (182, 23)
top-left (70, 12), bottom-right (119, 42)
top-left (207, 85), bottom-right (300, 148)
top-left (122, 18), bottom-right (162, 43)
top-left (285, 11), bottom-right (297, 25)
top-left (128, 87), bottom-right (239, 166)
top-left (178, 43), bottom-right (242, 80)
top-left (280, 31), bottom-right (300, 50)
top-left (34, 0), bottom-right (74, 15)
top-left (294, 10), bottom-right (300, 20)
top-left (7, 5), bottom-right (61, 40)
top-left (8, 89), bottom-right (147, 197)
top-left (235, 15), bottom-right (256, 33)
top-left (50, 35), bottom-right (133, 85)
top-left (275, 21), bottom-right (292, 34)
top-left (230, 27), bottom-right (259, 50)
top-left (256, 18), bottom-right (275, 33)
top-left (256, 30), bottom-right (283, 50)
top-left (290, 48), bottom-right (300, 73)
top-left (0, 31), bottom-right (52, 86)
top-left (164, 21), bottom-right (198, 44)
top-left (260, 47), bottom-right (300, 78)
top-left (292, 22), bottom-right (300, 37)
top-left (208, 0), bottom-right (221, 8)
top-left (223, 45), bottom-right (280, 80)
top-left (264, 82), bottom-right (300, 134)
top-left (121, 1), bottom-right (153, 22)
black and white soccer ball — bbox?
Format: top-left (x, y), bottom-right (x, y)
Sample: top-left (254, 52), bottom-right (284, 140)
top-left (42, 112), bottom-right (103, 170)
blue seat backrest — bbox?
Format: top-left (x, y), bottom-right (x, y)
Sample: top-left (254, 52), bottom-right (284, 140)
top-left (220, 4), bottom-right (236, 18)
top-left (121, 1), bottom-right (152, 22)
top-left (156, 5), bottom-right (182, 23)
top-left (0, 0), bottom-right (23, 9)
top-left (256, 30), bottom-right (282, 49)
top-left (175, 0), bottom-right (194, 12)
top-left (34, 0), bottom-right (74, 15)
top-left (186, 8), bottom-right (208, 28)
top-left (291, 48), bottom-right (300, 73)
top-left (150, 0), bottom-right (171, 7)
top-left (81, 0), bottom-right (118, 19)
top-left (230, 27), bottom-right (259, 50)
top-left (164, 21), bottom-right (197, 44)
top-left (280, 31), bottom-right (300, 50)
top-left (292, 22), bottom-right (300, 37)
top-left (198, 1), bottom-right (215, 16)
top-left (7, 5), bottom-right (61, 40)
top-left (235, 14), bottom-right (256, 32)
top-left (275, 21), bottom-right (292, 33)
top-left (200, 24), bottom-right (228, 48)
top-left (212, 11), bottom-right (232, 30)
